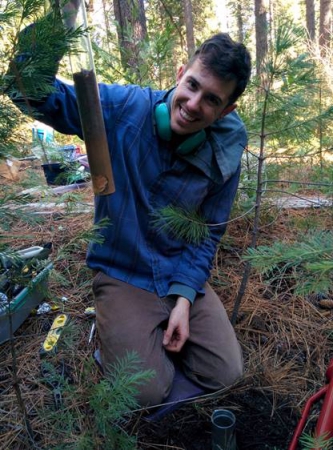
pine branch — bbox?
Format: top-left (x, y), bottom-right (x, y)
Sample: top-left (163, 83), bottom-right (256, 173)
top-left (299, 432), bottom-right (333, 450)
top-left (232, 20), bottom-right (333, 322)
top-left (55, 217), bottom-right (109, 258)
top-left (0, 186), bottom-right (44, 231)
top-left (244, 231), bottom-right (333, 296)
top-left (150, 205), bottom-right (210, 245)
top-left (3, 9), bottom-right (85, 106)
top-left (89, 351), bottom-right (155, 444)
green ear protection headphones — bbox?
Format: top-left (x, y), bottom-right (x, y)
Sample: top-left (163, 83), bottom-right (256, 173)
top-left (155, 103), bottom-right (206, 155)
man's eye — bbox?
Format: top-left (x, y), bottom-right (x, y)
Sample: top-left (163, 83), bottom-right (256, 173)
top-left (187, 80), bottom-right (197, 89)
top-left (207, 95), bottom-right (219, 106)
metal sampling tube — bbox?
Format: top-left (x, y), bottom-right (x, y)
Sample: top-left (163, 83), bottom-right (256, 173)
top-left (73, 69), bottom-right (115, 195)
top-left (211, 409), bottom-right (237, 450)
top-left (61, 0), bottom-right (115, 196)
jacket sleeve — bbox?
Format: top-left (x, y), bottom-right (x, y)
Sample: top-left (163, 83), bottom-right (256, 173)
top-left (168, 164), bottom-right (241, 301)
top-left (31, 79), bottom-right (83, 138)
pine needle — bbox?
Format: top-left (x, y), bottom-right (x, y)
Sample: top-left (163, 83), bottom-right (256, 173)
top-left (150, 205), bottom-right (210, 245)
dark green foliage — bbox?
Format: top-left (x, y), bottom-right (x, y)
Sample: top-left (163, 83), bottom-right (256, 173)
top-left (94, 19), bottom-right (178, 89)
top-left (151, 205), bottom-right (210, 245)
top-left (4, 10), bottom-right (83, 108)
top-left (89, 352), bottom-right (155, 445)
top-left (231, 21), bottom-right (333, 323)
top-left (299, 432), bottom-right (333, 450)
top-left (138, 21), bottom-right (178, 89)
top-left (0, 98), bottom-right (30, 158)
top-left (0, 185), bottom-right (44, 232)
top-left (244, 231), bottom-right (333, 296)
top-left (309, 164), bottom-right (333, 195)
top-left (242, 21), bottom-right (333, 149)
top-left (38, 352), bottom-right (154, 450)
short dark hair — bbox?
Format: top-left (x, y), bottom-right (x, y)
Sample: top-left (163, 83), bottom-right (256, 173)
top-left (187, 33), bottom-right (252, 105)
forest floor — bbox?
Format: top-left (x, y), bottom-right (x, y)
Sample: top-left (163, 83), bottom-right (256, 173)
top-left (0, 167), bottom-right (332, 450)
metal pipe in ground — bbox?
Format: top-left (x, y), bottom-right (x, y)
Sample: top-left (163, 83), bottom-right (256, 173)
top-left (73, 69), bottom-right (115, 196)
top-left (211, 409), bottom-right (237, 450)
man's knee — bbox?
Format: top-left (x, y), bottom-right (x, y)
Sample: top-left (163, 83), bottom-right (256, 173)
top-left (100, 348), bottom-right (174, 408)
top-left (213, 342), bottom-right (244, 388)
top-left (185, 347), bottom-right (244, 391)
top-left (213, 354), bottom-right (244, 389)
top-left (136, 379), bottom-right (172, 407)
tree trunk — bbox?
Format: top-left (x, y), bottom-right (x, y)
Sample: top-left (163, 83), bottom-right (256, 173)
top-left (306, 0), bottom-right (316, 41)
top-left (255, 0), bottom-right (268, 76)
top-left (113, 0), bottom-right (148, 76)
top-left (268, 0), bottom-right (274, 51)
top-left (183, 0), bottom-right (195, 57)
top-left (236, 0), bottom-right (244, 43)
top-left (319, 0), bottom-right (332, 54)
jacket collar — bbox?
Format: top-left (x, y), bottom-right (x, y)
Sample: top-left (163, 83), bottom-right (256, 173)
top-left (154, 89), bottom-right (246, 183)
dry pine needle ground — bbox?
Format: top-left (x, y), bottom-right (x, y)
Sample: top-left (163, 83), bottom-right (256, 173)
top-left (0, 181), bottom-right (332, 449)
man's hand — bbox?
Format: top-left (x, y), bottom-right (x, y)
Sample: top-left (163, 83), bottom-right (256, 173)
top-left (51, 0), bottom-right (81, 29)
top-left (62, 0), bottom-right (81, 29)
top-left (163, 297), bottom-right (190, 352)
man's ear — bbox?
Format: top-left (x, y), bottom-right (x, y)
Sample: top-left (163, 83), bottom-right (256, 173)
top-left (219, 104), bottom-right (237, 118)
top-left (176, 65), bottom-right (186, 83)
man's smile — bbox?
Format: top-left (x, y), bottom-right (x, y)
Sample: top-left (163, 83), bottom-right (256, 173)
top-left (179, 106), bottom-right (196, 122)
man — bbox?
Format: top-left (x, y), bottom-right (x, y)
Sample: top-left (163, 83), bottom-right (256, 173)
top-left (10, 24), bottom-right (251, 406)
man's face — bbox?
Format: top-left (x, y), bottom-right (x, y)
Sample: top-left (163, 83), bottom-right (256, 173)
top-left (170, 58), bottom-right (236, 136)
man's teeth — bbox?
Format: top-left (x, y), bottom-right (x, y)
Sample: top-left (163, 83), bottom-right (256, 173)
top-left (180, 107), bottom-right (195, 122)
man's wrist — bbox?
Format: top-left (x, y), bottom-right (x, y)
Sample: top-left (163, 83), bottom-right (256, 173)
top-left (176, 296), bottom-right (191, 308)
top-left (167, 282), bottom-right (197, 304)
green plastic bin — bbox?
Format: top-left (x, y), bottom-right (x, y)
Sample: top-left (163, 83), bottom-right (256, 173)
top-left (0, 262), bottom-right (53, 344)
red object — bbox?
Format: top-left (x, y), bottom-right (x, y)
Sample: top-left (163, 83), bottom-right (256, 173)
top-left (289, 359), bottom-right (333, 450)
top-left (316, 361), bottom-right (333, 441)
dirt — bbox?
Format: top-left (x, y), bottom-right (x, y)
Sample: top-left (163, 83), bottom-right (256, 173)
top-left (133, 388), bottom-right (300, 450)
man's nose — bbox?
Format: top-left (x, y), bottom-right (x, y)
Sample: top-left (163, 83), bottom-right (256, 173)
top-left (187, 93), bottom-right (202, 112)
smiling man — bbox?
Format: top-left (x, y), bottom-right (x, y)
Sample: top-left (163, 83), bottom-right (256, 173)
top-left (10, 30), bottom-right (251, 406)
top-left (171, 60), bottom-right (237, 135)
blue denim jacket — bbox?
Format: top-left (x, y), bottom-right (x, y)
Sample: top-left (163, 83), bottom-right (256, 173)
top-left (36, 79), bottom-right (247, 303)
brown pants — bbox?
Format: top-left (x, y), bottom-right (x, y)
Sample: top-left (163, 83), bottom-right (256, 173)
top-left (93, 272), bottom-right (243, 406)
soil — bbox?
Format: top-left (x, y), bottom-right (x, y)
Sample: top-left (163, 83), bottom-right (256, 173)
top-left (135, 389), bottom-right (299, 449)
